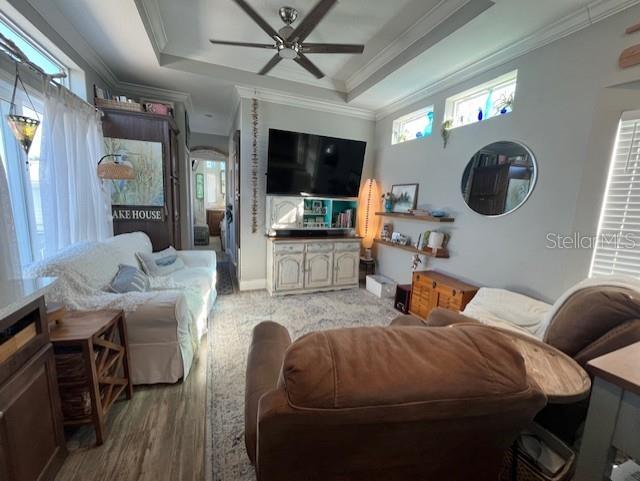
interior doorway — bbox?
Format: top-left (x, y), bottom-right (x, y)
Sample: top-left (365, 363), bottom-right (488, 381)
top-left (191, 149), bottom-right (227, 258)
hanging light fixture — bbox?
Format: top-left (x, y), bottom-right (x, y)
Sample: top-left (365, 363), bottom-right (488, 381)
top-left (6, 63), bottom-right (40, 157)
top-left (358, 178), bottom-right (381, 259)
top-left (97, 154), bottom-right (135, 180)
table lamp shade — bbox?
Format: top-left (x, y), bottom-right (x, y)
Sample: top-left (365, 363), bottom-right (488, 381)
top-left (358, 178), bottom-right (380, 249)
top-left (7, 114), bottom-right (39, 155)
top-left (97, 159), bottom-right (135, 180)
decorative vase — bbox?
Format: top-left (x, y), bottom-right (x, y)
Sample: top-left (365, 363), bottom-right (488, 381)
top-left (384, 199), bottom-right (394, 212)
top-left (500, 107), bottom-right (508, 115)
top-left (477, 108), bottom-right (483, 121)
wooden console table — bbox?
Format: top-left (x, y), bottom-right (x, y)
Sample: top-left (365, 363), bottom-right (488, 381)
top-left (50, 310), bottom-right (133, 445)
top-left (574, 342), bottom-right (640, 480)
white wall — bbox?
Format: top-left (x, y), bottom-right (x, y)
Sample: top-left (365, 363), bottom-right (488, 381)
top-left (191, 132), bottom-right (228, 153)
top-left (373, 4), bottom-right (640, 302)
top-left (237, 98), bottom-right (375, 289)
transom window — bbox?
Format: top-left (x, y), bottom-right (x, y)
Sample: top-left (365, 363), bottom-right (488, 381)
top-left (445, 70), bottom-right (517, 129)
top-left (391, 105), bottom-right (435, 145)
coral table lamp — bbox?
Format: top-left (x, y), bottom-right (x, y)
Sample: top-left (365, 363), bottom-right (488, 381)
top-left (358, 178), bottom-right (380, 259)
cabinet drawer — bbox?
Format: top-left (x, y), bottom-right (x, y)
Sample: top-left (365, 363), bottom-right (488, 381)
top-left (334, 242), bottom-right (360, 252)
top-left (273, 243), bottom-right (304, 254)
top-left (306, 242), bottom-right (334, 253)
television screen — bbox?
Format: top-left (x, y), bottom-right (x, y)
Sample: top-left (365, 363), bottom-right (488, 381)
top-left (267, 129), bottom-right (366, 197)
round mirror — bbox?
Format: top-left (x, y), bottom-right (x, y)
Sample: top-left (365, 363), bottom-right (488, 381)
top-left (461, 141), bottom-right (537, 216)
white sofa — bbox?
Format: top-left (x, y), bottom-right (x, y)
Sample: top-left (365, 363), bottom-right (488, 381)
top-left (27, 232), bottom-right (217, 384)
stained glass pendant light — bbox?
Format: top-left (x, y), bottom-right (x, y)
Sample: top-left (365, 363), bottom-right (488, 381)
top-left (6, 64), bottom-right (40, 156)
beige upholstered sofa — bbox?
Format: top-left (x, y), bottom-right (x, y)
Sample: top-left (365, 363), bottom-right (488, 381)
top-left (27, 232), bottom-right (216, 384)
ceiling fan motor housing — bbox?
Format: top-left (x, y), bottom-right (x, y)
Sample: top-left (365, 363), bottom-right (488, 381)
top-left (279, 6), bottom-right (298, 25)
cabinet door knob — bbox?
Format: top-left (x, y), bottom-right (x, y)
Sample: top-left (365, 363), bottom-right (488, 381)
top-left (452, 289), bottom-right (457, 296)
top-left (432, 281), bottom-right (437, 289)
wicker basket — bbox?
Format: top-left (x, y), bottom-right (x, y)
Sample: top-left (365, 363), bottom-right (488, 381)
top-left (500, 424), bottom-right (575, 481)
top-left (95, 98), bottom-right (143, 112)
top-left (55, 352), bottom-right (92, 420)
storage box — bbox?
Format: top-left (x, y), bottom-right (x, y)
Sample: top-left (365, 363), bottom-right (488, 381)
top-left (366, 275), bottom-right (397, 298)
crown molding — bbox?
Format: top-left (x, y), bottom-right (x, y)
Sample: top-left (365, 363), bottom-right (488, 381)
top-left (373, 0), bottom-right (640, 120)
top-left (235, 85), bottom-right (375, 121)
top-left (345, 0), bottom-right (478, 93)
top-left (133, 0), bottom-right (167, 57)
top-left (117, 80), bottom-right (194, 112)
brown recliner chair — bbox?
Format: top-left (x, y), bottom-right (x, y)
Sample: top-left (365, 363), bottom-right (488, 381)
top-left (392, 285), bottom-right (640, 367)
top-left (392, 285), bottom-right (640, 442)
top-left (245, 321), bottom-right (546, 481)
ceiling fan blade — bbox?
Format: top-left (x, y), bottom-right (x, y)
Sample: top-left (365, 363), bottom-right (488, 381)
top-left (289, 0), bottom-right (337, 43)
top-left (294, 53), bottom-right (324, 79)
top-left (258, 54), bottom-right (283, 75)
top-left (233, 0), bottom-right (281, 41)
top-left (301, 43), bottom-right (364, 54)
top-left (209, 39), bottom-right (275, 49)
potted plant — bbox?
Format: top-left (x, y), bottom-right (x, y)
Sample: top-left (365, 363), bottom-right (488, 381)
top-left (381, 192), bottom-right (395, 212)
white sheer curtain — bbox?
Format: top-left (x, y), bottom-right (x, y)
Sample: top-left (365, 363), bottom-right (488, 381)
top-left (39, 83), bottom-right (112, 257)
top-left (0, 156), bottom-right (20, 281)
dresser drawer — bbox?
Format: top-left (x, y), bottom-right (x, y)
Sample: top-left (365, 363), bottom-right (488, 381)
top-left (334, 241), bottom-right (360, 252)
top-left (273, 243), bottom-right (305, 254)
top-left (306, 242), bottom-right (334, 253)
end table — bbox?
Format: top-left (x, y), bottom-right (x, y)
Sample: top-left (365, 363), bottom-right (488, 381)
top-left (50, 310), bottom-right (133, 445)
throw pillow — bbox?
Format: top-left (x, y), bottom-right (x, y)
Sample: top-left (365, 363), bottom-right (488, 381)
top-left (136, 246), bottom-right (185, 277)
top-left (109, 264), bottom-right (150, 293)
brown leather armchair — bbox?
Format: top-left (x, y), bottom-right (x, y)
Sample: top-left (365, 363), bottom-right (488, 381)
top-left (391, 285), bottom-right (640, 442)
top-left (245, 321), bottom-right (546, 481)
top-left (393, 285), bottom-right (640, 368)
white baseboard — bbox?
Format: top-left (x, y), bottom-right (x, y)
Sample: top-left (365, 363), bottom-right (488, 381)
top-left (239, 278), bottom-right (267, 291)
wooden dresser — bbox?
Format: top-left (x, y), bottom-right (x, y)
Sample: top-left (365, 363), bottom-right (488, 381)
top-left (0, 278), bottom-right (66, 481)
top-left (409, 271), bottom-right (478, 320)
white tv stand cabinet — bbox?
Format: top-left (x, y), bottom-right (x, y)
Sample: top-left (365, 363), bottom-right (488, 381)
top-left (266, 237), bottom-right (361, 296)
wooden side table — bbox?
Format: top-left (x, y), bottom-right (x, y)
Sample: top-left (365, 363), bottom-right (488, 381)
top-left (50, 310), bottom-right (133, 445)
top-left (574, 342), bottom-right (640, 480)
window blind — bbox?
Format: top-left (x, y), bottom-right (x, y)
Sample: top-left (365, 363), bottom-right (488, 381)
top-left (591, 111), bottom-right (640, 277)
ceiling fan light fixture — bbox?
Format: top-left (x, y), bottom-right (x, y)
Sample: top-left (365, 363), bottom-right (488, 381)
top-left (278, 44), bottom-right (298, 59)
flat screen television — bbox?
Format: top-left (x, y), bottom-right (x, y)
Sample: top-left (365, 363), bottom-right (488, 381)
top-left (266, 129), bottom-right (366, 197)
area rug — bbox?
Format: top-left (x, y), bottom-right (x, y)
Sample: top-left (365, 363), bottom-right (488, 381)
top-left (205, 288), bottom-right (398, 481)
top-left (216, 262), bottom-right (236, 296)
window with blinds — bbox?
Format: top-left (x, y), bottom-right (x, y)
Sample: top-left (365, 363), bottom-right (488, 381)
top-left (590, 111), bottom-right (640, 277)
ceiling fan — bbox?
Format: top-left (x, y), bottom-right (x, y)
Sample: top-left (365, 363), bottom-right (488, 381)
top-left (210, 0), bottom-right (364, 79)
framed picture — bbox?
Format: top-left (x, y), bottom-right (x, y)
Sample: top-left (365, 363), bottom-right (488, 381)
top-left (391, 232), bottom-right (409, 246)
top-left (196, 173), bottom-right (205, 200)
top-left (104, 137), bottom-right (164, 207)
top-left (391, 183), bottom-right (419, 213)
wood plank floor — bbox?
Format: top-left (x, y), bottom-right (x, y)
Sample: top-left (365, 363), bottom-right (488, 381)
top-left (54, 337), bottom-right (209, 481)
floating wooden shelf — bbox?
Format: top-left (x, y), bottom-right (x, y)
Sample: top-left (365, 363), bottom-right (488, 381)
top-left (375, 212), bottom-right (454, 223)
top-left (374, 239), bottom-right (449, 258)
